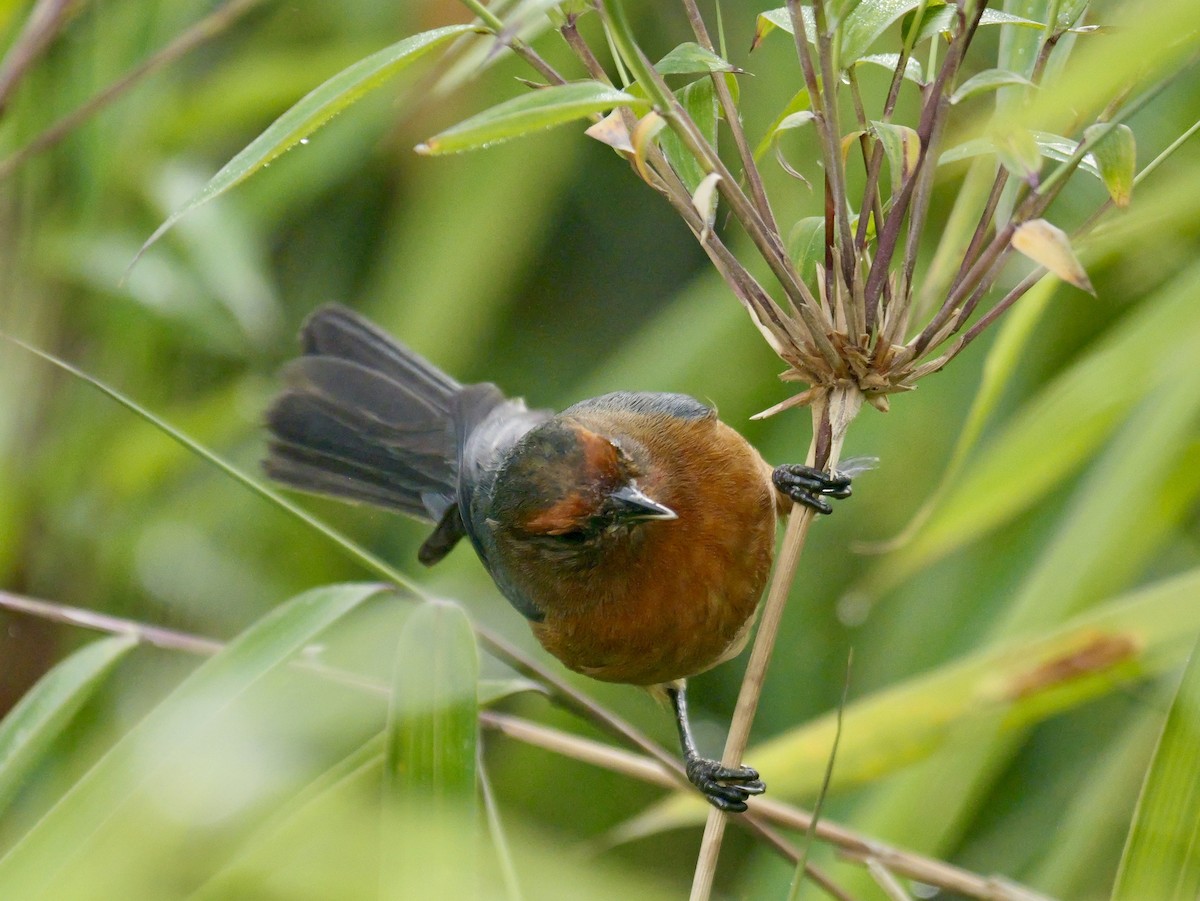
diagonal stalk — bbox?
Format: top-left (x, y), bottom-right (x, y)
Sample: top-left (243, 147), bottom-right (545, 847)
top-left (690, 385), bottom-right (863, 901)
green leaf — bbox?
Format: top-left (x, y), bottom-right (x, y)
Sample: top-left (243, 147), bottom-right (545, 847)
top-left (940, 131), bottom-right (1101, 178)
top-left (1112, 636), bottom-right (1200, 900)
top-left (751, 7), bottom-right (814, 52)
top-left (416, 81), bottom-right (649, 155)
top-left (754, 2), bottom-right (926, 67)
top-left (860, 258), bottom-right (1200, 597)
top-left (872, 121), bottom-right (922, 191)
top-left (385, 599), bottom-right (479, 809)
top-left (654, 41), bottom-right (740, 76)
top-left (0, 636), bottom-right (136, 817)
top-left (913, 6), bottom-right (1046, 45)
top-left (951, 68), bottom-right (1036, 104)
top-left (0, 583), bottom-right (386, 898)
top-left (478, 678), bottom-right (547, 707)
top-left (659, 78), bottom-right (717, 193)
top-left (613, 566), bottom-right (1200, 838)
top-left (1085, 123), bottom-right (1136, 207)
top-left (382, 599), bottom-right (480, 900)
top-left (840, 0), bottom-right (925, 65)
top-left (754, 88), bottom-right (812, 160)
top-left (994, 126), bottom-right (1043, 181)
top-left (135, 25), bottom-right (474, 264)
top-left (787, 216), bottom-right (826, 287)
top-left (853, 53), bottom-right (925, 84)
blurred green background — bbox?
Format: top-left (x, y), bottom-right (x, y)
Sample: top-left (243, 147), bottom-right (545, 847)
top-left (1, 1), bottom-right (1199, 898)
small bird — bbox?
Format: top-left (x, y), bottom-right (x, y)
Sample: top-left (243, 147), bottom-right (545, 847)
top-left (264, 304), bottom-right (852, 812)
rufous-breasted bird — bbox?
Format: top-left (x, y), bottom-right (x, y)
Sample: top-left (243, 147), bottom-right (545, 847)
top-left (264, 304), bottom-right (852, 812)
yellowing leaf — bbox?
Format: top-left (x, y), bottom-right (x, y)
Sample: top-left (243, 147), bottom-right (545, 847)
top-left (1012, 219), bottom-right (1095, 294)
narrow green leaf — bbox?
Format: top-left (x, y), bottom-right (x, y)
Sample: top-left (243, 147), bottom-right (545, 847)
top-left (416, 81), bottom-right (649, 155)
top-left (860, 257), bottom-right (1200, 602)
top-left (478, 678), bottom-right (547, 707)
top-left (788, 217), bottom-right (826, 288)
top-left (853, 53), bottom-right (924, 84)
top-left (754, 88), bottom-right (811, 160)
top-left (0, 636), bottom-right (136, 817)
top-left (135, 25), bottom-right (474, 264)
top-left (382, 599), bottom-right (480, 900)
top-left (1085, 123), bottom-right (1136, 207)
top-left (872, 121), bottom-right (922, 191)
top-left (940, 131), bottom-right (1101, 178)
top-left (654, 41), bottom-right (740, 76)
top-left (385, 599), bottom-right (479, 808)
top-left (751, 7), bottom-right (814, 52)
top-left (994, 126), bottom-right (1043, 181)
top-left (614, 566), bottom-right (1200, 838)
top-left (914, 6), bottom-right (1046, 45)
top-left (659, 78), bottom-right (717, 193)
top-left (1012, 219), bottom-right (1095, 293)
top-left (839, 0), bottom-right (923, 65)
top-left (0, 583), bottom-right (386, 898)
top-left (753, 3), bottom-right (925, 66)
top-left (951, 68), bottom-right (1036, 104)
top-left (1113, 637), bottom-right (1200, 900)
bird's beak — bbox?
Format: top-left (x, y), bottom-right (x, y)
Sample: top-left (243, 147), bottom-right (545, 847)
top-left (609, 484), bottom-right (677, 522)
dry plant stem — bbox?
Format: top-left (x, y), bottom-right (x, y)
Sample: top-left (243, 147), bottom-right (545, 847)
top-left (598, 2), bottom-right (827, 326)
top-left (457, 0), bottom-right (562, 84)
top-left (864, 3), bottom-right (984, 316)
top-left (0, 0), bottom-right (81, 114)
top-left (678, 0), bottom-right (779, 235)
top-left (811, 1), bottom-right (857, 294)
top-left (689, 385), bottom-right (863, 901)
top-left (0, 0), bottom-right (265, 182)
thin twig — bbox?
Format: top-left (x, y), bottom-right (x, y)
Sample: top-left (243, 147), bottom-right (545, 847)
top-left (0, 0), bottom-right (81, 115)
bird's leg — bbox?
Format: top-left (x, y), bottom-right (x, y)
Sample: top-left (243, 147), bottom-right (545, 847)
top-left (772, 464), bottom-right (852, 515)
top-left (666, 682), bottom-right (765, 813)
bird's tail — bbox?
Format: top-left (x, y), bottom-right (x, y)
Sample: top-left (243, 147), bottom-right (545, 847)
top-left (264, 304), bottom-right (494, 522)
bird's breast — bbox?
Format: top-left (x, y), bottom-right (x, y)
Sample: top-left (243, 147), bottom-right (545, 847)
top-left (528, 413), bottom-right (777, 686)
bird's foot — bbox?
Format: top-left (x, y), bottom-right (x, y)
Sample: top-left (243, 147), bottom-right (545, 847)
top-left (772, 464), bottom-right (852, 514)
top-left (685, 754), bottom-right (766, 813)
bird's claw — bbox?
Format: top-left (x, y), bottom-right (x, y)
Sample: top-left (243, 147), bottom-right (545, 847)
top-left (772, 464), bottom-right (852, 514)
top-left (685, 755), bottom-right (766, 813)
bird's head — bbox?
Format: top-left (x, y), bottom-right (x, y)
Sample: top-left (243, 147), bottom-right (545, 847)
top-left (489, 419), bottom-right (676, 560)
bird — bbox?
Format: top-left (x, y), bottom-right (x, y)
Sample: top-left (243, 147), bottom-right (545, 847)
top-left (263, 304), bottom-right (853, 812)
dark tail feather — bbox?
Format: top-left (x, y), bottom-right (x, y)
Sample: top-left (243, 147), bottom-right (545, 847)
top-left (265, 304), bottom-right (488, 521)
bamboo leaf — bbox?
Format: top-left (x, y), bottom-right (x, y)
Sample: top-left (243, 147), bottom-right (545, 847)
top-left (136, 25), bottom-right (474, 263)
top-left (613, 567), bottom-right (1200, 838)
top-left (994, 126), bottom-right (1043, 182)
top-left (385, 599), bottom-right (479, 810)
top-left (0, 583), bottom-right (386, 897)
top-left (416, 81), bottom-right (649, 155)
top-left (654, 41), bottom-right (740, 76)
top-left (1112, 637), bottom-right (1200, 900)
top-left (1012, 219), bottom-right (1095, 293)
top-left (951, 68), bottom-right (1036, 104)
top-left (0, 636), bottom-right (136, 817)
top-left (659, 77), bottom-right (717, 192)
top-left (940, 131), bottom-right (1101, 178)
top-left (872, 121), bottom-right (922, 191)
top-left (1085, 123), bottom-right (1136, 207)
top-left (853, 53), bottom-right (925, 84)
top-left (787, 216), bottom-right (827, 287)
top-left (382, 599), bottom-right (480, 900)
